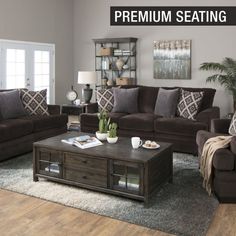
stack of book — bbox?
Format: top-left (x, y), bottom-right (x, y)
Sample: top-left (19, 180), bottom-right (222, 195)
top-left (68, 122), bottom-right (80, 131)
top-left (113, 49), bottom-right (122, 56)
top-left (122, 50), bottom-right (131, 55)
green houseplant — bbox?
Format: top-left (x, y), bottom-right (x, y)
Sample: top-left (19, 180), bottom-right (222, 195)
top-left (107, 122), bottom-right (118, 144)
top-left (96, 110), bottom-right (110, 141)
top-left (199, 57), bottom-right (236, 111)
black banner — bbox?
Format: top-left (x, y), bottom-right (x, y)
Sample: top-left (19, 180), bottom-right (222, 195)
top-left (110, 7), bottom-right (236, 25)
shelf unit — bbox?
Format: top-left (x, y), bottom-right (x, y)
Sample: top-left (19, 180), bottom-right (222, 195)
top-left (93, 37), bottom-right (138, 89)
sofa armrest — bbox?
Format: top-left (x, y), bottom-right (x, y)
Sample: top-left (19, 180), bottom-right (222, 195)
top-left (86, 103), bottom-right (98, 113)
top-left (196, 107), bottom-right (220, 130)
top-left (213, 148), bottom-right (235, 171)
top-left (211, 119), bottom-right (231, 134)
top-left (48, 105), bottom-right (60, 115)
top-left (230, 136), bottom-right (236, 156)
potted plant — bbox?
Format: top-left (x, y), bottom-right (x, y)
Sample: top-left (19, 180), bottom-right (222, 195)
top-left (96, 110), bottom-right (110, 141)
top-left (199, 57), bottom-right (236, 112)
top-left (107, 122), bottom-right (118, 144)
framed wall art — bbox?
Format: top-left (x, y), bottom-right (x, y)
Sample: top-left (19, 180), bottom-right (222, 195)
top-left (153, 40), bottom-right (191, 80)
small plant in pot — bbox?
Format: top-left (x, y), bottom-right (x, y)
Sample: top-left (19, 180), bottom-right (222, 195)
top-left (96, 110), bottom-right (110, 141)
top-left (107, 122), bottom-right (118, 144)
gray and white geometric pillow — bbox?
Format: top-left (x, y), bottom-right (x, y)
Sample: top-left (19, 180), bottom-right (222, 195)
top-left (20, 89), bottom-right (49, 115)
top-left (96, 89), bottom-right (114, 112)
top-left (229, 111), bottom-right (236, 136)
top-left (177, 89), bottom-right (204, 120)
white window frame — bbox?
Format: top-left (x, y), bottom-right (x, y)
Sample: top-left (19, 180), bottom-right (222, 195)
top-left (0, 39), bottom-right (55, 104)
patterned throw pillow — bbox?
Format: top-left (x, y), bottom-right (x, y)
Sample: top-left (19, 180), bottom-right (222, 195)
top-left (96, 89), bottom-right (114, 112)
top-left (20, 89), bottom-right (49, 115)
top-left (177, 89), bottom-right (204, 120)
top-left (229, 112), bottom-right (236, 135)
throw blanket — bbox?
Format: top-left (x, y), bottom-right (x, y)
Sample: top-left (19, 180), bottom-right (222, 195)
top-left (200, 135), bottom-right (232, 195)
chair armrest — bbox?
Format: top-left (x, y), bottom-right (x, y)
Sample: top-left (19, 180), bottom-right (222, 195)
top-left (48, 105), bottom-right (60, 115)
top-left (196, 107), bottom-right (220, 130)
top-left (86, 103), bottom-right (98, 113)
top-left (213, 148), bottom-right (235, 171)
top-left (211, 119), bottom-right (231, 134)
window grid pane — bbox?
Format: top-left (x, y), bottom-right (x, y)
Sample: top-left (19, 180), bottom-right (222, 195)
top-left (34, 50), bottom-right (50, 103)
top-left (6, 49), bottom-right (25, 89)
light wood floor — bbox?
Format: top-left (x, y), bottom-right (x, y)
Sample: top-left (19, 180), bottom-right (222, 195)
top-left (0, 189), bottom-right (235, 236)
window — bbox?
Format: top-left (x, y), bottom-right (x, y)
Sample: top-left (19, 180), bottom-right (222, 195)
top-left (0, 40), bottom-right (55, 103)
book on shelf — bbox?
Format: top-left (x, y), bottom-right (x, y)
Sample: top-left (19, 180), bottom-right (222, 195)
top-left (45, 163), bottom-right (60, 174)
top-left (61, 135), bottom-right (103, 149)
top-left (68, 123), bottom-right (80, 131)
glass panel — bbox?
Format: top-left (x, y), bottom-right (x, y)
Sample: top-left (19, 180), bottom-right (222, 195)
top-left (34, 51), bottom-right (42, 63)
top-left (16, 50), bottom-right (25, 62)
top-left (127, 177), bottom-right (139, 191)
top-left (112, 162), bottom-right (141, 193)
top-left (7, 49), bottom-right (16, 62)
top-left (7, 63), bottom-right (15, 76)
top-left (34, 50), bottom-right (50, 103)
top-left (42, 51), bottom-right (49, 63)
top-left (113, 163), bottom-right (125, 175)
top-left (16, 63), bottom-right (25, 75)
top-left (6, 49), bottom-right (25, 89)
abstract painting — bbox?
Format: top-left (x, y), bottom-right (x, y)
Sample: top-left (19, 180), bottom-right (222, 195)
top-left (154, 40), bottom-right (191, 80)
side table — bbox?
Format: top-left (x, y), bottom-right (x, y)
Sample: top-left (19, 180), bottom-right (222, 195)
top-left (62, 104), bottom-right (88, 131)
top-left (61, 104), bottom-right (87, 116)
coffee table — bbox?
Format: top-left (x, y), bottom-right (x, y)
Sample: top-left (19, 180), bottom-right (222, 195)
top-left (33, 132), bottom-right (173, 204)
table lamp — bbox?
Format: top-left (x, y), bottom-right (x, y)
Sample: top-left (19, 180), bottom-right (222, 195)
top-left (78, 71), bottom-right (97, 103)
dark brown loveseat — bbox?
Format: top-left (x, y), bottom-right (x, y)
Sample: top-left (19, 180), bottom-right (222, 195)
top-left (196, 119), bottom-right (236, 202)
top-left (0, 90), bottom-right (68, 161)
top-left (80, 86), bottom-right (219, 154)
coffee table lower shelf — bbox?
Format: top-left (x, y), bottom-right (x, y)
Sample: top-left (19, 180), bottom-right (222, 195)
top-left (33, 134), bottom-right (173, 205)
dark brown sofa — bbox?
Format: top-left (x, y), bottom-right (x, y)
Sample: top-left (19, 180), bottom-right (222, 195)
top-left (81, 86), bottom-right (219, 154)
top-left (196, 119), bottom-right (236, 202)
top-left (0, 91), bottom-right (68, 161)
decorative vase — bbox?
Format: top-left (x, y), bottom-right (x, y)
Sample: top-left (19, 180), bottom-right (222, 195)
top-left (107, 136), bottom-right (118, 144)
top-left (107, 79), bottom-right (114, 86)
top-left (116, 58), bottom-right (125, 71)
top-left (96, 131), bottom-right (108, 141)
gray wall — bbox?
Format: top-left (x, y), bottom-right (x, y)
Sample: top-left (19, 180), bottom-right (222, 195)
top-left (0, 0), bottom-right (74, 105)
top-left (73, 0), bottom-right (236, 116)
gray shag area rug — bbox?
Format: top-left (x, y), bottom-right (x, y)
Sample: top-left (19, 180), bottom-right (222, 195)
top-left (0, 153), bottom-right (218, 236)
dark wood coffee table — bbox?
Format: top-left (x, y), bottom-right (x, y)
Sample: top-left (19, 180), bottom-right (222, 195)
top-left (33, 132), bottom-right (173, 204)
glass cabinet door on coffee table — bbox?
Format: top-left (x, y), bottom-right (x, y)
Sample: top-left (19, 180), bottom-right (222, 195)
top-left (110, 160), bottom-right (144, 195)
top-left (37, 148), bottom-right (63, 178)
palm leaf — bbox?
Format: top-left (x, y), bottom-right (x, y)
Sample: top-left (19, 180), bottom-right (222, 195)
top-left (199, 62), bottom-right (226, 72)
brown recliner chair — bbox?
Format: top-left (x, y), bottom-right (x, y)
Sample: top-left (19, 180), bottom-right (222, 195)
top-left (196, 119), bottom-right (236, 202)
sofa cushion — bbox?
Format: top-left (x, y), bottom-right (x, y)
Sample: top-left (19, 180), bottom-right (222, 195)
top-left (96, 89), bottom-right (114, 112)
top-left (20, 114), bottom-right (68, 132)
top-left (0, 119), bottom-right (33, 142)
top-left (138, 86), bottom-right (159, 113)
top-left (0, 90), bottom-right (27, 119)
top-left (20, 89), bottom-right (49, 115)
top-left (112, 88), bottom-right (139, 113)
top-left (155, 117), bottom-right (208, 137)
top-left (229, 111), bottom-right (236, 136)
top-left (119, 113), bottom-right (158, 132)
top-left (108, 112), bottom-right (127, 123)
top-left (177, 89), bottom-right (204, 120)
top-left (154, 88), bottom-right (179, 117)
top-left (179, 87), bottom-right (216, 112)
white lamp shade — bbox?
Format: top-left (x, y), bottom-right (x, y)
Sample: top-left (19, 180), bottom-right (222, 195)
top-left (78, 71), bottom-right (97, 85)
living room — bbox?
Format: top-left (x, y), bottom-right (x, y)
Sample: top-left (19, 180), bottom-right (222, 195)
top-left (0, 0), bottom-right (236, 235)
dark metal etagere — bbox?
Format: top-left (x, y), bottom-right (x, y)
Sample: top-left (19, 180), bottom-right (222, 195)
top-left (93, 37), bottom-right (138, 89)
